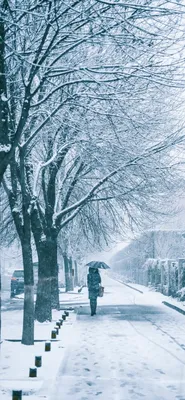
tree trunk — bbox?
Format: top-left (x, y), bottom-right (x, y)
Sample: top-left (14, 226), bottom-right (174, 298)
top-left (74, 260), bottom-right (79, 287)
top-left (35, 240), bottom-right (52, 322)
top-left (0, 259), bottom-right (1, 345)
top-left (167, 260), bottom-right (171, 296)
top-left (161, 263), bottom-right (164, 294)
top-left (178, 259), bottom-right (185, 291)
top-left (21, 239), bottom-right (34, 345)
top-left (50, 238), bottom-right (60, 310)
top-left (31, 208), bottom-right (59, 320)
top-left (68, 257), bottom-right (74, 291)
top-left (0, 5), bottom-right (10, 184)
top-left (63, 254), bottom-right (71, 292)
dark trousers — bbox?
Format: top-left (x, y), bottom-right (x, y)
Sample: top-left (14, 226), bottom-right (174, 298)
top-left (90, 298), bottom-right (97, 315)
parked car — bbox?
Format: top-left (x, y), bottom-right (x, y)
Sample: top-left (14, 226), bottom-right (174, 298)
top-left (10, 270), bottom-right (24, 297)
top-left (10, 268), bottom-right (38, 298)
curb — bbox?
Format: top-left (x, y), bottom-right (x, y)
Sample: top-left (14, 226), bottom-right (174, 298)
top-left (162, 301), bottom-right (185, 316)
top-left (31, 311), bottom-right (77, 399)
top-left (116, 279), bottom-right (144, 294)
top-left (1, 311), bottom-right (77, 400)
top-left (114, 277), bottom-right (185, 315)
top-left (48, 313), bottom-right (78, 399)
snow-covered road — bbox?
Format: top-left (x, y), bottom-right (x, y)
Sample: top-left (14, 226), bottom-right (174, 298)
top-left (51, 276), bottom-right (185, 400)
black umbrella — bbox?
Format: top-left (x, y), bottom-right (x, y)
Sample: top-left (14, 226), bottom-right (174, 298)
top-left (86, 261), bottom-right (110, 269)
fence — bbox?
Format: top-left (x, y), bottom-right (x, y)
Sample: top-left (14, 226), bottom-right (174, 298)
top-left (118, 258), bottom-right (185, 299)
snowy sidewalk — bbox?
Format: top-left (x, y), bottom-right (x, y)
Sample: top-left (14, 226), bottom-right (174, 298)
top-left (0, 287), bottom-right (89, 400)
top-left (51, 276), bottom-right (185, 400)
top-left (2, 276), bottom-right (185, 400)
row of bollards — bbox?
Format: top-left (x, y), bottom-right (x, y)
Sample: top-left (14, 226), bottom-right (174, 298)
top-left (12, 311), bottom-right (70, 400)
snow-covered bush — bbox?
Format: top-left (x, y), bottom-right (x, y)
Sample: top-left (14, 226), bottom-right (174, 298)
top-left (177, 287), bottom-right (185, 301)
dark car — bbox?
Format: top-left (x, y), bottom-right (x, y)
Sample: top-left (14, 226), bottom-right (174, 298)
top-left (10, 268), bottom-right (38, 298)
top-left (10, 270), bottom-right (24, 297)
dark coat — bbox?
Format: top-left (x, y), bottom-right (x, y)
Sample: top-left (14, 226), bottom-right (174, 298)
top-left (87, 271), bottom-right (101, 300)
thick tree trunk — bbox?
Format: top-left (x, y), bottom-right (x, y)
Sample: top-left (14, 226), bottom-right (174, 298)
top-left (35, 240), bottom-right (52, 322)
top-left (50, 238), bottom-right (60, 310)
top-left (21, 239), bottom-right (34, 345)
top-left (31, 207), bottom-right (59, 320)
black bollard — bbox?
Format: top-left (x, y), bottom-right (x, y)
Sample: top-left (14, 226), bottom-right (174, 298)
top-left (45, 341), bottom-right (51, 352)
top-left (29, 367), bottom-right (37, 378)
top-left (35, 356), bottom-right (42, 368)
top-left (51, 330), bottom-right (57, 339)
top-left (59, 319), bottom-right (63, 326)
top-left (62, 314), bottom-right (66, 320)
top-left (54, 326), bottom-right (59, 335)
top-left (64, 311), bottom-right (69, 317)
top-left (12, 390), bottom-right (22, 400)
top-left (56, 321), bottom-right (61, 329)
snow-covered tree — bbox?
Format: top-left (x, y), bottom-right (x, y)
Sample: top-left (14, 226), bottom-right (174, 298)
top-left (28, 85), bottom-right (184, 321)
top-left (1, 0), bottom-right (185, 330)
top-left (1, 0), bottom-right (185, 183)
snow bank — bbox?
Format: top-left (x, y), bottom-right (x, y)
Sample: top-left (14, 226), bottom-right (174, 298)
top-left (1, 309), bottom-right (77, 400)
top-left (14, 287), bottom-right (88, 304)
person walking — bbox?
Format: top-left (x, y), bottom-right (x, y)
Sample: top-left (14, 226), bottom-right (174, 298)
top-left (87, 267), bottom-right (101, 316)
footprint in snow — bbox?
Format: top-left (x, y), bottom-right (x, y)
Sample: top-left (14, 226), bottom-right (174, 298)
top-left (156, 369), bottom-right (165, 375)
top-left (120, 382), bottom-right (128, 387)
top-left (68, 387), bottom-right (81, 394)
top-left (167, 385), bottom-right (176, 390)
top-left (86, 381), bottom-right (94, 386)
top-left (84, 368), bottom-right (90, 372)
top-left (96, 392), bottom-right (102, 396)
